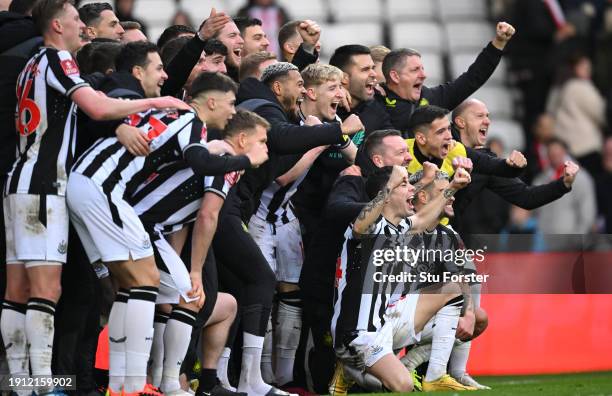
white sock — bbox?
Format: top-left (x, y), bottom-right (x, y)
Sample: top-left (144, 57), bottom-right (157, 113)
top-left (124, 287), bottom-right (158, 393)
top-left (149, 311), bottom-right (169, 387)
top-left (1, 302), bottom-right (29, 375)
top-left (424, 297), bottom-right (462, 382)
top-left (400, 343), bottom-right (432, 371)
top-left (26, 298), bottom-right (56, 393)
top-left (108, 290), bottom-right (129, 392)
top-left (449, 340), bottom-right (471, 379)
top-left (261, 315), bottom-right (274, 384)
top-left (217, 347), bottom-right (235, 391)
top-left (238, 332), bottom-right (272, 395)
top-left (274, 301), bottom-right (302, 386)
top-left (160, 307), bottom-right (197, 393)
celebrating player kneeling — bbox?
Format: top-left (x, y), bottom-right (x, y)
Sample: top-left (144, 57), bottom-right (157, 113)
top-left (330, 164), bottom-right (475, 393)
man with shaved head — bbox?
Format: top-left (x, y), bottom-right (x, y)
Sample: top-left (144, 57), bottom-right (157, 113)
top-left (450, 98), bottom-right (579, 236)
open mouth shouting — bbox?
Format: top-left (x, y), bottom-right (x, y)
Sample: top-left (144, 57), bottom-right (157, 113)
top-left (478, 125), bottom-right (488, 141)
top-left (406, 194), bottom-right (415, 213)
top-left (365, 80), bottom-right (376, 97)
top-left (441, 141), bottom-right (451, 157)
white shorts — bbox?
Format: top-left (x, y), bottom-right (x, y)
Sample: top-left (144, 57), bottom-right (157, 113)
top-left (248, 215), bottom-right (304, 283)
top-left (66, 173), bottom-right (153, 263)
top-left (4, 193), bottom-right (69, 264)
top-left (153, 233), bottom-right (197, 305)
top-left (338, 294), bottom-right (420, 368)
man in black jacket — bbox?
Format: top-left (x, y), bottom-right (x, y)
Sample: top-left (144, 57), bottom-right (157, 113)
top-left (450, 98), bottom-right (578, 235)
top-left (377, 22), bottom-right (516, 136)
top-left (211, 62), bottom-right (363, 396)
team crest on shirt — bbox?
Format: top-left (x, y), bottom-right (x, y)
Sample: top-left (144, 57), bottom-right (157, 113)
top-left (224, 171), bottom-right (240, 186)
top-left (419, 98), bottom-right (429, 106)
top-left (60, 59), bottom-right (80, 76)
top-left (142, 236), bottom-right (151, 250)
top-left (57, 240), bottom-right (67, 254)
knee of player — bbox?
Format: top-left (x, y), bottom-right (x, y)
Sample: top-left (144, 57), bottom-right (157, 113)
top-left (5, 279), bottom-right (30, 303)
top-left (30, 281), bottom-right (61, 302)
top-left (384, 373), bottom-right (413, 393)
top-left (473, 307), bottom-right (488, 338)
top-left (217, 292), bottom-right (238, 319)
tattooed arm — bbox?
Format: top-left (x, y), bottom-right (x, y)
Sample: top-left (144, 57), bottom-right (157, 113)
top-left (352, 187), bottom-right (390, 236)
top-left (353, 165), bottom-right (407, 236)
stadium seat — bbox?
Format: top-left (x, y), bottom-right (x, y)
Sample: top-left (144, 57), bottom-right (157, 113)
top-left (148, 24), bottom-right (167, 44)
top-left (223, 0), bottom-right (245, 15)
top-left (450, 52), bottom-right (508, 85)
top-left (445, 21), bottom-right (494, 52)
top-left (487, 119), bottom-right (525, 153)
top-left (133, 0), bottom-right (175, 26)
top-left (469, 86), bottom-right (514, 120)
top-left (391, 22), bottom-right (445, 53)
top-left (420, 52), bottom-right (445, 87)
top-left (319, 23), bottom-right (384, 57)
top-left (276, 0), bottom-right (328, 22)
top-left (436, 0), bottom-right (488, 21)
top-left (180, 0), bottom-right (227, 21)
top-left (385, 0), bottom-right (437, 22)
top-left (328, 0), bottom-right (383, 22)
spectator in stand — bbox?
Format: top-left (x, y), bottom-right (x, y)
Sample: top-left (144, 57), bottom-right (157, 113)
top-left (78, 2), bottom-right (124, 41)
top-left (533, 138), bottom-right (595, 244)
top-left (525, 113), bottom-right (556, 183)
top-left (596, 136), bottom-right (612, 233)
top-left (237, 0), bottom-right (289, 55)
top-left (120, 20), bottom-right (146, 42)
top-left (547, 52), bottom-right (606, 176)
top-left (506, 0), bottom-right (576, 130)
top-left (114, 0), bottom-right (147, 37)
top-left (169, 8), bottom-right (194, 30)
top-left (370, 45), bottom-right (390, 84)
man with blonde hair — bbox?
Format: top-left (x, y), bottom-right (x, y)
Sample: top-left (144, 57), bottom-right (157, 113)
top-left (369, 45), bottom-right (390, 84)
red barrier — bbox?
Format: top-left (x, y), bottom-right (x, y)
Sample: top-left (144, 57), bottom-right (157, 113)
top-left (468, 294), bottom-right (612, 375)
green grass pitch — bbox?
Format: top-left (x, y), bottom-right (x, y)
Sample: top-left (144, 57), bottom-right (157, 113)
top-left (351, 371), bottom-right (612, 395)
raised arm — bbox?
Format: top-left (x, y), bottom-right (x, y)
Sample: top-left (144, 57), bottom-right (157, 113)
top-left (72, 86), bottom-right (190, 120)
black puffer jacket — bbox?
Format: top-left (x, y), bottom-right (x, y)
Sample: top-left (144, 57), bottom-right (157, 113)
top-left (223, 77), bottom-right (346, 221)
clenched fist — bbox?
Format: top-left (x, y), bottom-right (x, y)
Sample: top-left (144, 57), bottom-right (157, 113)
top-left (492, 21), bottom-right (516, 50)
top-left (562, 160), bottom-right (580, 188)
top-left (506, 150), bottom-right (527, 168)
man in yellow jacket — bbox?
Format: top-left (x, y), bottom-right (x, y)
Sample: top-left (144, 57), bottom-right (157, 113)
top-left (405, 105), bottom-right (527, 178)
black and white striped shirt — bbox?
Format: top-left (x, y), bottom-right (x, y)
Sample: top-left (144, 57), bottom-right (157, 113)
top-left (6, 47), bottom-right (89, 196)
top-left (72, 109), bottom-right (207, 199)
top-left (130, 152), bottom-right (241, 234)
top-left (331, 215), bottom-right (415, 348)
top-left (254, 172), bottom-right (306, 225)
